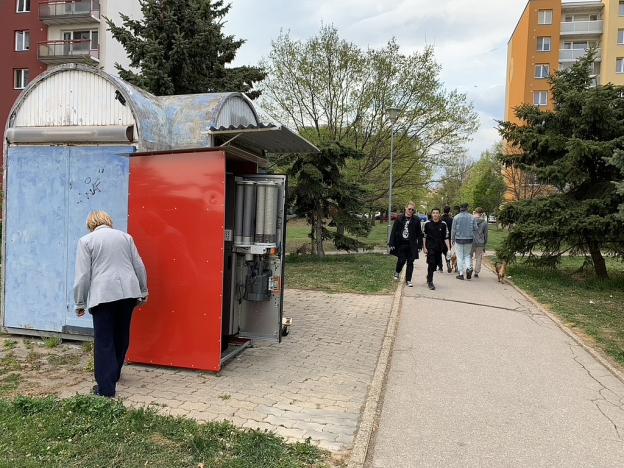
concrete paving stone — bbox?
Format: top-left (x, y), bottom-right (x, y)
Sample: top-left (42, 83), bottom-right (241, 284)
top-left (272, 426), bottom-right (307, 440)
top-left (234, 408), bottom-right (268, 422)
top-left (317, 440), bottom-right (346, 452)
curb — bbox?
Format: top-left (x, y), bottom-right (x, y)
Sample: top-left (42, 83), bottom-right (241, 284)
top-left (483, 260), bottom-right (624, 386)
top-left (347, 276), bottom-right (404, 468)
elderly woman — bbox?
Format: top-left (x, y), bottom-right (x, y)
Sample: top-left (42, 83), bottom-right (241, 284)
top-left (74, 211), bottom-right (148, 397)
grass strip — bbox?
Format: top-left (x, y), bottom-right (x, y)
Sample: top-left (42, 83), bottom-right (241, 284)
top-left (0, 395), bottom-right (327, 468)
top-left (286, 253), bottom-right (396, 294)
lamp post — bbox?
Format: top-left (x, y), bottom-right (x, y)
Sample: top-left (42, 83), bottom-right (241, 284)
top-left (386, 107), bottom-right (401, 249)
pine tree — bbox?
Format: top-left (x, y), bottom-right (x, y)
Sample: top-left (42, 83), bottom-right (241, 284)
top-left (106, 0), bottom-right (266, 97)
top-left (283, 142), bottom-right (371, 257)
top-left (498, 51), bottom-right (624, 279)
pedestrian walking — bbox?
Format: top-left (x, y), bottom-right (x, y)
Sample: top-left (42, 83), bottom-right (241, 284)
top-left (389, 201), bottom-right (423, 288)
top-left (450, 203), bottom-right (477, 280)
top-left (472, 207), bottom-right (489, 278)
top-left (74, 211), bottom-right (148, 397)
top-left (441, 206), bottom-right (454, 272)
top-left (423, 208), bottom-right (449, 290)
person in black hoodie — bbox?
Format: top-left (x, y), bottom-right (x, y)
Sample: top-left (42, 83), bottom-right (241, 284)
top-left (388, 201), bottom-right (423, 287)
top-left (441, 206), bottom-right (454, 273)
top-left (423, 208), bottom-right (450, 290)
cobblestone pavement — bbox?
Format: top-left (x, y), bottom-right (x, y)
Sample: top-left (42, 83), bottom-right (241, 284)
top-left (58, 289), bottom-right (393, 453)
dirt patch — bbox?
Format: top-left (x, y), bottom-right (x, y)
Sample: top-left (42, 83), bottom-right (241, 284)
top-left (0, 335), bottom-right (92, 398)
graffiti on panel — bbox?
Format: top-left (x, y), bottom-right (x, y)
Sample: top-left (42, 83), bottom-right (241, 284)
top-left (76, 168), bottom-right (105, 204)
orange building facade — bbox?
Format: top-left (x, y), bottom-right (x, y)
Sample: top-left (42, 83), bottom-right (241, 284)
top-left (506, 0), bottom-right (624, 123)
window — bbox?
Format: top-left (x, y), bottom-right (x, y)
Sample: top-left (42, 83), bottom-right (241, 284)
top-left (16, 0), bottom-right (30, 12)
top-left (619, 29), bottom-right (624, 45)
top-left (617, 58), bottom-right (624, 74)
top-left (538, 10), bottom-right (553, 25)
top-left (14, 69), bottom-right (29, 89)
top-left (15, 30), bottom-right (30, 51)
top-left (535, 64), bottom-right (550, 79)
top-left (590, 14), bottom-right (598, 21)
top-left (537, 37), bottom-right (551, 52)
top-left (534, 91), bottom-right (548, 107)
top-left (621, 1), bottom-right (624, 16)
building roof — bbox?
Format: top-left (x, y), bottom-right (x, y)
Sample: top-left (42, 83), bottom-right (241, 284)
top-left (6, 64), bottom-right (318, 155)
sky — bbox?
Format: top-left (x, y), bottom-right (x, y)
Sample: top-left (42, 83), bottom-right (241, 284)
top-left (223, 0), bottom-right (535, 160)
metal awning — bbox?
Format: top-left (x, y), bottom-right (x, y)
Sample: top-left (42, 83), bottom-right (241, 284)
top-left (210, 124), bottom-right (319, 154)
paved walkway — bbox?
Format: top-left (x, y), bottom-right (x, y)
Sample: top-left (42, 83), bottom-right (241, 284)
top-left (368, 259), bottom-right (624, 467)
top-left (56, 289), bottom-right (393, 454)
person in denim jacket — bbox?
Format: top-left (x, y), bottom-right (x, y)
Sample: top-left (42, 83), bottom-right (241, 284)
top-left (450, 203), bottom-right (477, 280)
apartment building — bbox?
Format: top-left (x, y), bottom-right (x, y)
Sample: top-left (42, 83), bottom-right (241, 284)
top-left (505, 0), bottom-right (624, 123)
top-left (0, 0), bottom-right (141, 133)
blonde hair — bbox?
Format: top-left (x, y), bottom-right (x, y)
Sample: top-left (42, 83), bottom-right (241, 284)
top-left (406, 201), bottom-right (416, 209)
top-left (87, 211), bottom-right (113, 232)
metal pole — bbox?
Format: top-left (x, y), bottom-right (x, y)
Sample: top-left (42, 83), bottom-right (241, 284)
top-left (387, 125), bottom-right (394, 248)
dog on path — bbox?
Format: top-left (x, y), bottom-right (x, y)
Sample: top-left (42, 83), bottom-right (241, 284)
top-left (494, 260), bottom-right (508, 283)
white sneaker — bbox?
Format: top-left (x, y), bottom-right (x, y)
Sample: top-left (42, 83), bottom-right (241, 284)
top-left (406, 281), bottom-right (413, 287)
top-left (393, 273), bottom-right (400, 281)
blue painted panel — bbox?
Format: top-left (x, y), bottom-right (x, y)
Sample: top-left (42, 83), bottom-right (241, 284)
top-left (4, 146), bottom-right (69, 332)
top-left (64, 146), bottom-right (131, 331)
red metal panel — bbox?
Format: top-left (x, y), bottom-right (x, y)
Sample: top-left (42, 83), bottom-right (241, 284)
top-left (127, 151), bottom-right (225, 372)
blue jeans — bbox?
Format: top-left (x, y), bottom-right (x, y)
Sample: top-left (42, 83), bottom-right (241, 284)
top-left (455, 242), bottom-right (473, 276)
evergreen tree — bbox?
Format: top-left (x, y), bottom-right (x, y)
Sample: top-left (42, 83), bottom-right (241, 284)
top-left (497, 51), bottom-right (624, 278)
top-left (283, 143), bottom-right (371, 257)
top-left (106, 0), bottom-right (266, 97)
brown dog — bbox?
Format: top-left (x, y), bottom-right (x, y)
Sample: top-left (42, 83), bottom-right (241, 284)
top-left (451, 253), bottom-right (458, 273)
top-left (495, 260), bottom-right (508, 283)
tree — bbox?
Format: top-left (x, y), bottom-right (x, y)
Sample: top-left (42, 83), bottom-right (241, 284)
top-left (260, 26), bottom-right (477, 206)
top-left (283, 143), bottom-right (371, 257)
top-left (426, 152), bottom-right (474, 210)
top-left (106, 0), bottom-right (266, 97)
top-left (459, 146), bottom-right (506, 215)
top-left (497, 51), bottom-right (624, 279)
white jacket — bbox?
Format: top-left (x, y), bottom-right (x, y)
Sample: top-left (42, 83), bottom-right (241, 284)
top-left (73, 225), bottom-right (148, 310)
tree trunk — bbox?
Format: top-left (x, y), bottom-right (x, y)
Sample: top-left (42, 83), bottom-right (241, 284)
top-left (314, 210), bottom-right (325, 258)
top-left (588, 243), bottom-right (608, 279)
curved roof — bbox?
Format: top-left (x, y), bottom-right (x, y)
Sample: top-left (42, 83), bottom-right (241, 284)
top-left (6, 64), bottom-right (317, 154)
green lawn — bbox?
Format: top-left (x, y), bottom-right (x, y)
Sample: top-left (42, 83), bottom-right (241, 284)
top-left (286, 219), bottom-right (388, 253)
top-left (486, 224), bottom-right (508, 252)
top-left (508, 257), bottom-right (624, 366)
top-left (0, 396), bottom-right (326, 468)
top-left (286, 253), bottom-right (397, 294)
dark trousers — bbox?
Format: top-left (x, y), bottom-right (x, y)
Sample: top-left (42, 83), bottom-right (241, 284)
top-left (426, 250), bottom-right (443, 283)
top-left (90, 298), bottom-right (136, 397)
top-left (395, 244), bottom-right (416, 282)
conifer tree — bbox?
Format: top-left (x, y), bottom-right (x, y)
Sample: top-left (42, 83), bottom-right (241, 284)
top-left (106, 0), bottom-right (265, 97)
top-left (498, 51), bottom-right (624, 279)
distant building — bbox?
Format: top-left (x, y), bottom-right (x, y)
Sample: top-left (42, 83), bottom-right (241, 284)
top-left (505, 0), bottom-right (624, 123)
top-left (1, 0), bottom-right (141, 137)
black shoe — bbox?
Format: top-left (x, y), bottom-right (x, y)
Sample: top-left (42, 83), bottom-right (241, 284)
top-left (92, 384), bottom-right (113, 398)
top-left (466, 269), bottom-right (473, 280)
top-left (474, 273), bottom-right (479, 278)
top-left (456, 274), bottom-right (464, 280)
top-left (428, 282), bottom-right (436, 290)
top-left (437, 267), bottom-right (443, 272)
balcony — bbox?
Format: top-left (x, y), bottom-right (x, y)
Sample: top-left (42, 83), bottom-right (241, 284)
top-left (39, 1), bottom-right (100, 25)
top-left (559, 47), bottom-right (600, 62)
top-left (38, 40), bottom-right (99, 65)
top-left (560, 20), bottom-right (603, 36)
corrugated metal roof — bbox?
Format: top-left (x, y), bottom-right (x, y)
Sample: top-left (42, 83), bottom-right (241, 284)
top-left (7, 64), bottom-right (318, 154)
